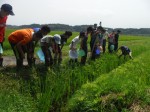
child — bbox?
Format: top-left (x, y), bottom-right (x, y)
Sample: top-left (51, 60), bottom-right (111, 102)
top-left (8, 25), bottom-right (51, 68)
top-left (69, 31), bottom-right (85, 63)
top-left (118, 45), bottom-right (133, 59)
top-left (0, 4), bottom-right (14, 66)
top-left (40, 34), bottom-right (61, 67)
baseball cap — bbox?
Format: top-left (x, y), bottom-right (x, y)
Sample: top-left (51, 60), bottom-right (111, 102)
top-left (33, 28), bottom-right (40, 32)
top-left (54, 34), bottom-right (61, 44)
top-left (1, 4), bottom-right (14, 15)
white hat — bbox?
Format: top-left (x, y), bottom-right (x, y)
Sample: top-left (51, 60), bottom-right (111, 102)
top-left (53, 34), bottom-right (61, 44)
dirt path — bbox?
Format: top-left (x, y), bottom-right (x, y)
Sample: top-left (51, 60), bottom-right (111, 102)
top-left (3, 56), bottom-right (42, 66)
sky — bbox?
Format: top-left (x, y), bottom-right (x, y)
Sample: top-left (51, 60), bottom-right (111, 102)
top-left (1, 0), bottom-right (150, 28)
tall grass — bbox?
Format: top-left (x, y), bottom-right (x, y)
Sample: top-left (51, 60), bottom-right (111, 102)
top-left (65, 50), bottom-right (150, 112)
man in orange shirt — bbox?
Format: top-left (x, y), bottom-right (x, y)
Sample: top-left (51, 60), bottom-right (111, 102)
top-left (0, 4), bottom-right (14, 66)
top-left (8, 25), bottom-right (51, 68)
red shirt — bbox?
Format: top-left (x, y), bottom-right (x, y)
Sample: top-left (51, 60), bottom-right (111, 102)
top-left (0, 16), bottom-right (7, 42)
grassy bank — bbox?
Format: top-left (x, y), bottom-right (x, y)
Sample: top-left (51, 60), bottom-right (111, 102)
top-left (65, 49), bottom-right (150, 112)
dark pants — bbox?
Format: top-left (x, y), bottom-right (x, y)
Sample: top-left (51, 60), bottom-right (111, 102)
top-left (0, 58), bottom-right (3, 66)
top-left (10, 42), bottom-right (24, 68)
top-left (81, 48), bottom-right (87, 65)
top-left (9, 42), bottom-right (35, 68)
top-left (91, 46), bottom-right (97, 60)
top-left (54, 45), bottom-right (62, 64)
top-left (114, 42), bottom-right (118, 51)
top-left (102, 39), bottom-right (106, 53)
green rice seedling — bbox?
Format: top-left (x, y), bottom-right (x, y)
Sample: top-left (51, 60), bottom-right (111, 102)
top-left (65, 47), bottom-right (150, 112)
top-left (1, 29), bottom-right (150, 112)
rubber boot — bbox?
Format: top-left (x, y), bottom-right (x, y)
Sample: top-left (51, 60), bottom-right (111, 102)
top-left (27, 58), bottom-right (36, 67)
top-left (16, 59), bottom-right (23, 69)
top-left (0, 58), bottom-right (3, 67)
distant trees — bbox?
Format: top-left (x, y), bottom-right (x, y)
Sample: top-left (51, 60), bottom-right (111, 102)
top-left (7, 24), bottom-right (150, 35)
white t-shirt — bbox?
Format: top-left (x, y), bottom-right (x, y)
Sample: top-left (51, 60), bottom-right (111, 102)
top-left (40, 35), bottom-right (53, 46)
top-left (69, 36), bottom-right (80, 48)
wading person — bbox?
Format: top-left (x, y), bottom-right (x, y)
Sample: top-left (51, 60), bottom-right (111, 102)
top-left (69, 31), bottom-right (85, 64)
top-left (8, 25), bottom-right (51, 69)
top-left (80, 26), bottom-right (93, 65)
top-left (118, 45), bottom-right (133, 59)
top-left (114, 30), bottom-right (121, 51)
top-left (90, 26), bottom-right (102, 60)
top-left (40, 34), bottom-right (61, 67)
top-left (54, 31), bottom-right (72, 64)
top-left (102, 29), bottom-right (109, 53)
top-left (0, 4), bottom-right (14, 66)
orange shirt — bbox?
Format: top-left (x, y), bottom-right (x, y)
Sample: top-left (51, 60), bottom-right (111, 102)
top-left (8, 29), bottom-right (34, 45)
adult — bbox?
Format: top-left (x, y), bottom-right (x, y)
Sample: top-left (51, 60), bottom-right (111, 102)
top-left (102, 29), bottom-right (109, 53)
top-left (54, 31), bottom-right (72, 64)
top-left (69, 31), bottom-right (85, 63)
top-left (40, 34), bottom-right (61, 67)
top-left (118, 45), bottom-right (133, 59)
top-left (80, 27), bottom-right (93, 65)
top-left (90, 26), bottom-right (102, 60)
top-left (0, 4), bottom-right (14, 66)
top-left (8, 25), bottom-right (51, 68)
top-left (114, 30), bottom-right (121, 51)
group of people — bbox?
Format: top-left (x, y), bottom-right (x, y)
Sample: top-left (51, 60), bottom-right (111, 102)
top-left (68, 25), bottom-right (133, 64)
top-left (0, 3), bottom-right (133, 69)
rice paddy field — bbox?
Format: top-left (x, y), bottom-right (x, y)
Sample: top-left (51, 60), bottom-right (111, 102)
top-left (0, 29), bottom-right (150, 112)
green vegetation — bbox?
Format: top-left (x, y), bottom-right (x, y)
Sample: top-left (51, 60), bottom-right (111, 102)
top-left (0, 29), bottom-right (150, 112)
top-left (65, 47), bottom-right (150, 112)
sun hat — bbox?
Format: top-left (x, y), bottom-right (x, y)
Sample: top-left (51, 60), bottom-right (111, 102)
top-left (1, 4), bottom-right (14, 15)
top-left (77, 49), bottom-right (85, 57)
top-left (54, 34), bottom-right (61, 44)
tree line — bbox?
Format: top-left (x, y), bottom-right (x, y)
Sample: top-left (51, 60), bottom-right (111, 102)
top-left (7, 24), bottom-right (150, 35)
